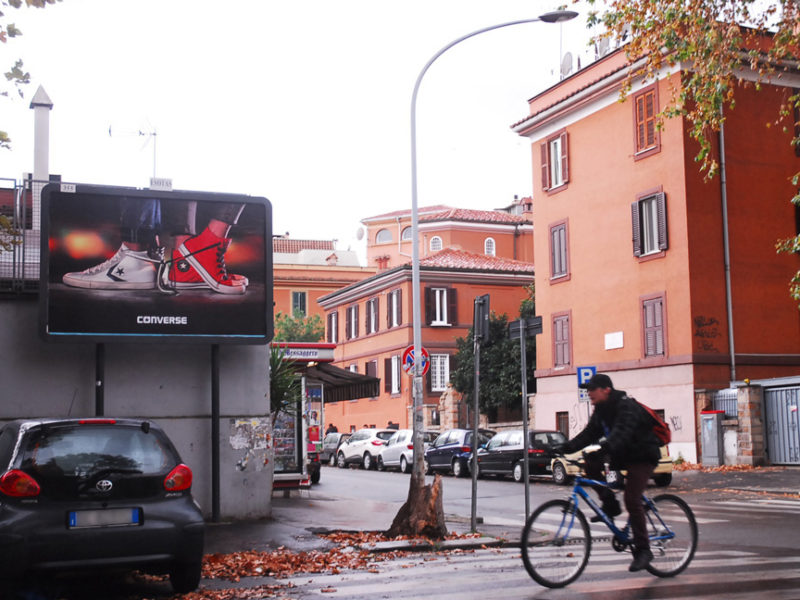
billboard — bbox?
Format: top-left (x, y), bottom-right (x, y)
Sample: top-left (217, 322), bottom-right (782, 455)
top-left (39, 183), bottom-right (272, 344)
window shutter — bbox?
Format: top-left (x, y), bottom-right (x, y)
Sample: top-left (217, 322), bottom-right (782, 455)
top-left (447, 288), bottom-right (458, 325)
top-left (559, 132), bottom-right (569, 183)
top-left (424, 287), bottom-right (433, 325)
top-left (386, 293), bottom-right (392, 328)
top-left (374, 298), bottom-right (380, 333)
top-left (384, 358), bottom-right (392, 392)
top-left (333, 313), bottom-right (338, 343)
top-left (643, 298), bottom-right (665, 356)
top-left (345, 307), bottom-right (352, 340)
top-left (365, 301), bottom-right (370, 332)
top-left (353, 305), bottom-right (359, 338)
top-left (631, 201), bottom-right (642, 257)
top-left (636, 95), bottom-right (645, 151)
top-left (656, 193), bottom-right (668, 250)
top-left (540, 143), bottom-right (550, 190)
top-left (326, 313), bottom-right (333, 343)
top-left (397, 290), bottom-right (402, 326)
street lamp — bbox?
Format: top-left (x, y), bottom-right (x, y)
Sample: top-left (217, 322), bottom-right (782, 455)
top-left (409, 10), bottom-right (579, 476)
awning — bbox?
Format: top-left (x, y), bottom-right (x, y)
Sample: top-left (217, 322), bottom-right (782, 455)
top-left (304, 363), bottom-right (380, 403)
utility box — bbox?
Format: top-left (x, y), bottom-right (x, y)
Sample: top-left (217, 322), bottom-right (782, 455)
top-left (701, 410), bottom-right (726, 466)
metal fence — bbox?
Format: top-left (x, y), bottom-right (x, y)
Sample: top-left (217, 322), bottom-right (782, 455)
top-left (711, 388), bottom-right (738, 418)
top-left (0, 176), bottom-right (47, 294)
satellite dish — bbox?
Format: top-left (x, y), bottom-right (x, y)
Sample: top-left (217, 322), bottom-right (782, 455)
top-left (596, 37), bottom-right (610, 58)
top-left (560, 52), bottom-right (573, 79)
top-left (355, 227), bottom-right (365, 241)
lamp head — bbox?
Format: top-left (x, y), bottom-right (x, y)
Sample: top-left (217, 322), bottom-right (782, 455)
top-left (538, 10), bottom-right (579, 24)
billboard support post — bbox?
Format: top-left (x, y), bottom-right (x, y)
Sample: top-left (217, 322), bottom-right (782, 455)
top-left (95, 343), bottom-right (105, 417)
top-left (211, 344), bottom-right (221, 523)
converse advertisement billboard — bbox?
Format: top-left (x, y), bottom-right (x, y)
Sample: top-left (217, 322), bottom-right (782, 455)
top-left (39, 183), bottom-right (272, 344)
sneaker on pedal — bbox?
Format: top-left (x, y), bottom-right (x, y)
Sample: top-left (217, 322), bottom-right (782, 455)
top-left (168, 228), bottom-right (247, 294)
top-left (590, 499), bottom-right (622, 523)
top-left (629, 548), bottom-right (653, 572)
top-left (62, 244), bottom-right (156, 290)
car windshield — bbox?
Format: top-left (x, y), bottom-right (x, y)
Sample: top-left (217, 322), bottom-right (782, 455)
top-left (21, 424), bottom-right (172, 477)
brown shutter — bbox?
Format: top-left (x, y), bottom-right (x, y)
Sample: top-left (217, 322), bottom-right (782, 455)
top-left (631, 201), bottom-right (642, 257)
top-left (345, 307), bottom-right (352, 340)
top-left (656, 193), bottom-right (668, 250)
top-left (397, 290), bottom-right (402, 326)
top-left (374, 298), bottom-right (380, 333)
top-left (333, 312), bottom-right (338, 343)
top-left (386, 293), bottom-right (392, 328)
top-left (447, 288), bottom-right (458, 325)
top-left (559, 132), bottom-right (569, 183)
top-left (540, 142), bottom-right (550, 190)
top-left (424, 287), bottom-right (433, 325)
top-left (384, 358), bottom-right (392, 392)
top-left (365, 300), bottom-right (370, 332)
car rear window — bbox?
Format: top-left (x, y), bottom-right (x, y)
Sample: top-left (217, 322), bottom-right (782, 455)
top-left (376, 431), bottom-right (395, 441)
top-left (22, 424), bottom-right (173, 477)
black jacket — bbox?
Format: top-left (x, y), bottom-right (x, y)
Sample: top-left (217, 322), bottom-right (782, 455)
top-left (563, 389), bottom-right (661, 468)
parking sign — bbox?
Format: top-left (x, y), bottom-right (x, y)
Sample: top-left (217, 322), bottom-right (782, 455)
top-left (577, 366), bottom-right (596, 403)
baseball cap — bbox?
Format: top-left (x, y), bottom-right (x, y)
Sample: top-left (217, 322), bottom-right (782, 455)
top-left (579, 373), bottom-right (613, 390)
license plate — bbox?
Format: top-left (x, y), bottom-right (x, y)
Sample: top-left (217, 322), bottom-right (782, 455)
top-left (68, 508), bottom-right (141, 529)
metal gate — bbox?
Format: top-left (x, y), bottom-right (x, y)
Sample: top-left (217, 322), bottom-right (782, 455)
top-left (765, 387), bottom-right (800, 465)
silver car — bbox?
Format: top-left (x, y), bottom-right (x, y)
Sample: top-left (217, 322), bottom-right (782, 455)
top-left (377, 429), bottom-right (438, 473)
top-left (336, 428), bottom-right (395, 470)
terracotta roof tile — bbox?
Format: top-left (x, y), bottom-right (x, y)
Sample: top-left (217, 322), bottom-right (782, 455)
top-left (419, 248), bottom-right (534, 273)
top-left (272, 238), bottom-right (336, 253)
top-left (421, 207), bottom-right (529, 225)
top-left (362, 205), bottom-right (452, 222)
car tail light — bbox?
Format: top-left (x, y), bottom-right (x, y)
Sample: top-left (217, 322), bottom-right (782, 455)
top-left (407, 444), bottom-right (414, 450)
top-left (460, 446), bottom-right (472, 453)
top-left (164, 464), bottom-right (193, 492)
top-left (78, 419), bottom-right (117, 424)
top-left (528, 448), bottom-right (545, 454)
top-left (0, 470), bottom-right (41, 497)
top-left (371, 440), bottom-right (385, 446)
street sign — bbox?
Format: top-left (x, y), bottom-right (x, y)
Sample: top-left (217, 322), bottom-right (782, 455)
top-left (577, 366), bottom-right (596, 403)
top-left (402, 345), bottom-right (430, 376)
top-left (508, 316), bottom-right (543, 340)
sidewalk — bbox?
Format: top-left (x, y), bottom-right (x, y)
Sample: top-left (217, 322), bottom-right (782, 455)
top-left (204, 466), bottom-right (800, 556)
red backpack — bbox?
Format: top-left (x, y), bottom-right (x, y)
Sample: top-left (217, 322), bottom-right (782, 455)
top-left (636, 399), bottom-right (672, 445)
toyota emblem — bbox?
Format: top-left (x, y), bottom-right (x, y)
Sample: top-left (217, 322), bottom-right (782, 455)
top-left (96, 479), bottom-right (113, 492)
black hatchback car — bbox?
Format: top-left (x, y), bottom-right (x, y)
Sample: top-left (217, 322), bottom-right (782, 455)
top-left (475, 429), bottom-right (567, 482)
top-left (0, 418), bottom-right (205, 593)
top-left (424, 428), bottom-right (495, 477)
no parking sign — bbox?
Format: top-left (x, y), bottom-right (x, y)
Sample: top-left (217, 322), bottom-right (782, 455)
top-left (402, 345), bottom-right (430, 376)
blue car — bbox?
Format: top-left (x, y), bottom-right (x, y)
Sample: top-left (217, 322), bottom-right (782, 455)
top-left (424, 428), bottom-right (495, 477)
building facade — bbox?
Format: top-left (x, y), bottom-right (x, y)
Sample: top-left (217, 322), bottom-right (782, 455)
top-left (513, 46), bottom-right (800, 462)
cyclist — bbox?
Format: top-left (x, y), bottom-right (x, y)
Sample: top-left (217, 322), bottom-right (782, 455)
top-left (555, 373), bottom-right (662, 572)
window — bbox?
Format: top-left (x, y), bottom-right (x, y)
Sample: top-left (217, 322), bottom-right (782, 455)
top-left (401, 226), bottom-right (413, 240)
top-left (365, 297), bottom-right (379, 334)
top-left (425, 287), bottom-right (457, 326)
top-left (642, 294), bottom-right (666, 357)
top-left (633, 85), bottom-right (660, 157)
top-left (540, 130), bottom-right (569, 191)
top-left (365, 360), bottom-right (377, 379)
top-left (376, 229), bottom-right (392, 244)
top-left (291, 291), bottom-right (307, 316)
top-left (430, 354), bottom-right (449, 392)
top-left (549, 220), bottom-right (569, 280)
top-left (349, 364), bottom-right (358, 373)
top-left (556, 411), bottom-right (569, 438)
top-left (552, 312), bottom-right (571, 368)
top-left (387, 289), bottom-right (402, 328)
top-left (346, 305), bottom-right (359, 340)
top-left (632, 192), bottom-right (667, 257)
top-left (385, 355), bottom-right (401, 394)
top-left (484, 237), bottom-right (496, 256)
top-left (326, 311), bottom-right (338, 343)
top-left (430, 236), bottom-right (443, 252)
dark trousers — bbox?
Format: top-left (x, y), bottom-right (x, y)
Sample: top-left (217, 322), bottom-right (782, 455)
top-left (585, 456), bottom-right (655, 550)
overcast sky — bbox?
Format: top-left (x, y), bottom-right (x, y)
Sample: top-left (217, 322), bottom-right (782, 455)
top-left (3, 0), bottom-right (594, 258)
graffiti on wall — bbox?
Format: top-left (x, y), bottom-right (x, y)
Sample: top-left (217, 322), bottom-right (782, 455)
top-left (693, 316), bottom-right (722, 352)
top-left (669, 415), bottom-right (683, 434)
top-left (230, 418), bottom-right (272, 472)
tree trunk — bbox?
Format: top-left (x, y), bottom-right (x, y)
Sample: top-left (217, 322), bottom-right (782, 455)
top-left (386, 471), bottom-right (447, 539)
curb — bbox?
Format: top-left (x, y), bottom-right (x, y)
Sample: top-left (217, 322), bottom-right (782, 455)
top-left (365, 536), bottom-right (505, 553)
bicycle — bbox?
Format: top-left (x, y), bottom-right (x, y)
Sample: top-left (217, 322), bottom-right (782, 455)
top-left (520, 457), bottom-right (698, 588)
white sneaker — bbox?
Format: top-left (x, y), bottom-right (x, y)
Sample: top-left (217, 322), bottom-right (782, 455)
top-left (62, 244), bottom-right (157, 290)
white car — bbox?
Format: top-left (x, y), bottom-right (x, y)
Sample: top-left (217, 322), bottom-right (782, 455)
top-left (336, 428), bottom-right (395, 470)
top-left (377, 429), bottom-right (438, 473)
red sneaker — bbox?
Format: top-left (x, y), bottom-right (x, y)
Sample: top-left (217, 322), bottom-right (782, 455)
top-left (169, 228), bottom-right (247, 294)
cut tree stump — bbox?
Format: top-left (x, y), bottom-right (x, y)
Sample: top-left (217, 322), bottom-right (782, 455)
top-left (386, 471), bottom-right (447, 539)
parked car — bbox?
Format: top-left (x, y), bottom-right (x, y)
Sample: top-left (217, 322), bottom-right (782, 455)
top-left (377, 429), bottom-right (438, 473)
top-left (424, 428), bottom-right (495, 477)
top-left (0, 418), bottom-right (205, 593)
top-left (550, 444), bottom-right (674, 486)
top-left (336, 428), bottom-right (395, 470)
top-left (475, 429), bottom-right (567, 482)
top-left (320, 432), bottom-right (351, 466)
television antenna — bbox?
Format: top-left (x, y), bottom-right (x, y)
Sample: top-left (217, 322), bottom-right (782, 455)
top-left (108, 121), bottom-right (159, 178)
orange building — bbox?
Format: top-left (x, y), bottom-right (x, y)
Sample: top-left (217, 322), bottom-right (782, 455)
top-left (513, 46), bottom-right (800, 462)
top-left (272, 237), bottom-right (375, 328)
top-left (318, 206), bottom-right (535, 433)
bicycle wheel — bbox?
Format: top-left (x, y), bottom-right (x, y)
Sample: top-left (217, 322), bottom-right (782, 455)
top-left (520, 499), bottom-right (591, 588)
top-left (644, 493), bottom-right (698, 577)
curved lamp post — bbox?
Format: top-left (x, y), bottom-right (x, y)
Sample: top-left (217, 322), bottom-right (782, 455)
top-left (409, 10), bottom-right (579, 487)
